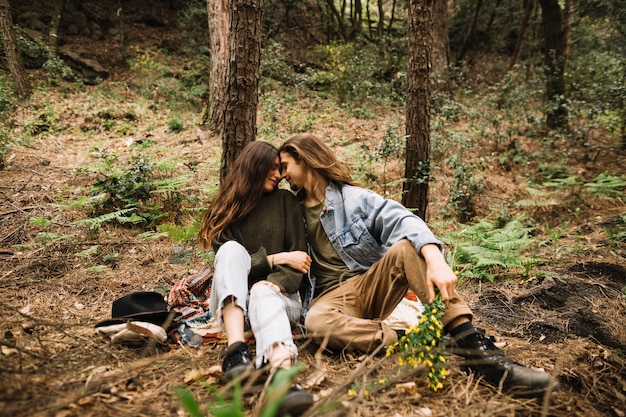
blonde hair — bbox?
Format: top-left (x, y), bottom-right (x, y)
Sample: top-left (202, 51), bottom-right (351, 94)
top-left (197, 141), bottom-right (279, 249)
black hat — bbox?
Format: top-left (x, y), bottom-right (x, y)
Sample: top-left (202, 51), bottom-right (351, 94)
top-left (95, 291), bottom-right (172, 328)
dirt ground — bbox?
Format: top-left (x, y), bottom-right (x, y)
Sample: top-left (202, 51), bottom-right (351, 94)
top-left (2, 2), bottom-right (626, 416)
top-left (0, 129), bottom-right (626, 417)
top-left (1, 97), bottom-right (625, 417)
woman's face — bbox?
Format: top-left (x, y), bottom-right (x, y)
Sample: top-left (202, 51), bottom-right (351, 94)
top-left (263, 156), bottom-right (282, 193)
top-left (279, 152), bottom-right (307, 191)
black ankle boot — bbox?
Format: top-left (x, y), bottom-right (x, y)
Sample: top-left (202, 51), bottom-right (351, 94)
top-left (451, 330), bottom-right (558, 397)
top-left (222, 341), bottom-right (253, 382)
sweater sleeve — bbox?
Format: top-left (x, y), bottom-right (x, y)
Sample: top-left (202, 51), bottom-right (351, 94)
top-left (265, 191), bottom-right (307, 295)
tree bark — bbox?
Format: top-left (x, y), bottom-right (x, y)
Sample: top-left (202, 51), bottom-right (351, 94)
top-left (325, 0), bottom-right (347, 41)
top-left (510, 0), bottom-right (536, 69)
top-left (403, 0), bottom-right (433, 220)
top-left (562, 0), bottom-right (572, 73)
top-left (203, 0), bottom-right (229, 137)
top-left (539, 0), bottom-right (568, 130)
top-left (377, 0), bottom-right (384, 39)
top-left (349, 0), bottom-right (362, 40)
top-left (0, 0), bottom-right (31, 98)
top-left (456, 0), bottom-right (482, 65)
top-left (49, 0), bottom-right (66, 57)
top-left (220, 0), bottom-right (263, 182)
top-left (431, 0), bottom-right (451, 95)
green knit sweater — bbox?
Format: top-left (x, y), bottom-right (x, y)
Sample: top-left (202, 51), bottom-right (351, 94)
top-left (212, 189), bottom-right (307, 295)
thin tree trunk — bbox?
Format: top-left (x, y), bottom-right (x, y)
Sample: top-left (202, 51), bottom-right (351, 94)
top-left (325, 0), bottom-right (347, 41)
top-left (377, 0), bottom-right (384, 39)
top-left (220, 0), bottom-right (263, 182)
top-left (49, 0), bottom-right (66, 57)
top-left (349, 0), bottom-right (362, 40)
top-left (621, 67), bottom-right (625, 148)
top-left (403, 0), bottom-right (433, 219)
top-left (203, 0), bottom-right (228, 137)
top-left (539, 0), bottom-right (568, 130)
top-left (0, 0), bottom-right (31, 98)
top-left (456, 0), bottom-right (482, 65)
top-left (562, 0), bottom-right (572, 73)
top-left (432, 0), bottom-right (451, 96)
top-left (387, 0), bottom-right (397, 36)
top-left (510, 0), bottom-right (536, 69)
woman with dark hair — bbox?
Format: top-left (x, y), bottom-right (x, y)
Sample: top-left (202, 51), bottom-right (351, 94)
top-left (198, 141), bottom-right (313, 415)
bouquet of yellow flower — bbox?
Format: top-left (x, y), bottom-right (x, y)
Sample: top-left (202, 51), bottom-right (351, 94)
top-left (386, 294), bottom-right (448, 391)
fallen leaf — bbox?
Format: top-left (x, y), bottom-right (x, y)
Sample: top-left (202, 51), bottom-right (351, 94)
top-left (395, 381), bottom-right (418, 396)
top-left (1, 345), bottom-right (19, 356)
top-left (416, 407), bottom-right (433, 416)
top-left (304, 367), bottom-right (326, 388)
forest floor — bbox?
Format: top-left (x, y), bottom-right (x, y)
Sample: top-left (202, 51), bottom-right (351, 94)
top-left (1, 4), bottom-right (626, 417)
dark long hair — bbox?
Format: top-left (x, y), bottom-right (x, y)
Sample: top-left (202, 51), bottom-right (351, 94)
top-left (198, 141), bottom-right (279, 249)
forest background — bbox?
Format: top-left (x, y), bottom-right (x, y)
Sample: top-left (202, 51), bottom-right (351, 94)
top-left (0, 0), bottom-right (625, 416)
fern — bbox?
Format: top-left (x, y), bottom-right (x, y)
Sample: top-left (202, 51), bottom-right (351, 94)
top-left (157, 223), bottom-right (199, 243)
top-left (136, 231), bottom-right (169, 240)
top-left (76, 208), bottom-right (136, 230)
top-left (53, 193), bottom-right (108, 209)
top-left (35, 232), bottom-right (76, 244)
top-left (442, 216), bottom-right (537, 281)
top-left (147, 175), bottom-right (190, 192)
top-left (75, 245), bottom-right (100, 258)
top-left (583, 172), bottom-right (626, 197)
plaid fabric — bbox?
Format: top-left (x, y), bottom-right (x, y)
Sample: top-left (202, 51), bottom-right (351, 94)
top-left (167, 264), bottom-right (213, 323)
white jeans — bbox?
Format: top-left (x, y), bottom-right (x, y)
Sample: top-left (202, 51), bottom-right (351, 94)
top-left (209, 241), bottom-right (301, 368)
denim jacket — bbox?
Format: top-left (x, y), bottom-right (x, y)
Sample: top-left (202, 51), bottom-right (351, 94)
top-left (299, 181), bottom-right (443, 315)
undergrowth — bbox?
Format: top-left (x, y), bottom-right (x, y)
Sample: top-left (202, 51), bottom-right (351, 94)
top-left (441, 216), bottom-right (538, 281)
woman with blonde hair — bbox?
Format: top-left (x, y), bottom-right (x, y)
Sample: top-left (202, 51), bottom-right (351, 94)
top-left (198, 141), bottom-right (313, 415)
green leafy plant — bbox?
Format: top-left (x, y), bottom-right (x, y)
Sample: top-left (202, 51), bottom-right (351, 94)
top-left (157, 223), bottom-right (199, 243)
top-left (377, 121), bottom-right (405, 193)
top-left (386, 295), bottom-right (448, 391)
top-left (35, 232), bottom-right (76, 245)
top-left (583, 172), bottom-right (626, 197)
top-left (442, 216), bottom-right (538, 281)
top-left (168, 118), bottom-right (184, 133)
top-left (174, 365), bottom-right (303, 417)
top-left (446, 150), bottom-right (485, 223)
top-left (539, 221), bottom-right (572, 262)
top-left (76, 208), bottom-right (138, 231)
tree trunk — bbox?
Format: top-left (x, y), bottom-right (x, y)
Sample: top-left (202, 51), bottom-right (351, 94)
top-left (349, 0), bottom-right (362, 40)
top-left (403, 0), bottom-right (433, 220)
top-left (387, 0), bottom-right (397, 36)
top-left (510, 0), bottom-right (536, 69)
top-left (618, 62), bottom-right (626, 149)
top-left (377, 0), bottom-right (384, 39)
top-left (539, 0), bottom-right (568, 130)
top-left (0, 0), bottom-right (31, 98)
top-left (326, 0), bottom-right (347, 41)
top-left (562, 0), bottom-right (572, 73)
top-left (431, 0), bottom-right (451, 96)
top-left (456, 0), bottom-right (482, 65)
top-left (203, 0), bottom-right (229, 137)
top-left (220, 0), bottom-right (263, 182)
top-left (49, 0), bottom-right (66, 57)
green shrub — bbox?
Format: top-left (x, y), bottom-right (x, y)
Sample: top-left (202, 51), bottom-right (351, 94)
top-left (441, 216), bottom-right (538, 281)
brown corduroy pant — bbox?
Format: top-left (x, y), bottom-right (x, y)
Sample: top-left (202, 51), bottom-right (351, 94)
top-left (304, 239), bottom-right (474, 353)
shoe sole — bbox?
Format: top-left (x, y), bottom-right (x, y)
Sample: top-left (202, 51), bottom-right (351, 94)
top-left (278, 391), bottom-right (314, 416)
